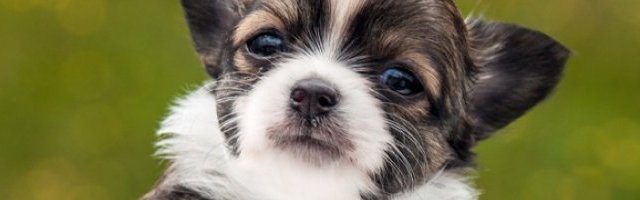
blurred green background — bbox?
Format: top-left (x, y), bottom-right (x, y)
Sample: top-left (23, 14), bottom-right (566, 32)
top-left (0, 0), bottom-right (638, 199)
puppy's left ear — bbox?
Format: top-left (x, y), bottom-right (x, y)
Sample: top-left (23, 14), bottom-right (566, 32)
top-left (463, 19), bottom-right (570, 141)
top-left (182, 0), bottom-right (252, 78)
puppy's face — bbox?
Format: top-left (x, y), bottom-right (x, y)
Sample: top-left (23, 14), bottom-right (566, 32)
top-left (182, 0), bottom-right (569, 194)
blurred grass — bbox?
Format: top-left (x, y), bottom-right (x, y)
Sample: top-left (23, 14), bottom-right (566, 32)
top-left (0, 0), bottom-right (638, 199)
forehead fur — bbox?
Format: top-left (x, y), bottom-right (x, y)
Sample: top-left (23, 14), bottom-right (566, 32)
top-left (232, 0), bottom-right (470, 102)
top-left (234, 0), bottom-right (466, 52)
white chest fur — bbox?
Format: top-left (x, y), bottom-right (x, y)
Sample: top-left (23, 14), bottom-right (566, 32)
top-left (230, 155), bottom-right (372, 200)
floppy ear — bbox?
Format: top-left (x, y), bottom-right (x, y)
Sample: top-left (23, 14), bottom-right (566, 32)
top-left (464, 19), bottom-right (570, 141)
top-left (181, 0), bottom-right (251, 78)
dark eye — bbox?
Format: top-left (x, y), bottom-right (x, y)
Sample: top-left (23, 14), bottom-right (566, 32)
top-left (247, 33), bottom-right (286, 57)
top-left (381, 67), bottom-right (424, 96)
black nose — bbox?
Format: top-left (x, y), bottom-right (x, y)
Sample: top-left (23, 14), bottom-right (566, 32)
top-left (290, 78), bottom-right (340, 118)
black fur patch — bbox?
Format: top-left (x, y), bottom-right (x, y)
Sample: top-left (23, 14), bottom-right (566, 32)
top-left (463, 19), bottom-right (570, 140)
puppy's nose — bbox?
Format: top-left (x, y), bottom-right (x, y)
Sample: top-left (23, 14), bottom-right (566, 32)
top-left (290, 78), bottom-right (340, 118)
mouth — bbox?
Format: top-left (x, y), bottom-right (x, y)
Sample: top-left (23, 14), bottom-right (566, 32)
top-left (266, 117), bottom-right (354, 162)
top-left (274, 135), bottom-right (340, 154)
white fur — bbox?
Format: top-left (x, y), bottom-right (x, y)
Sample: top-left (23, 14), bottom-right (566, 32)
top-left (155, 85), bottom-right (241, 198)
top-left (326, 0), bottom-right (366, 56)
top-left (155, 81), bottom-right (479, 200)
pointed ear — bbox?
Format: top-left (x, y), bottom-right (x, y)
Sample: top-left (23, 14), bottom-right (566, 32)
top-left (181, 0), bottom-right (252, 78)
top-left (464, 19), bottom-right (570, 140)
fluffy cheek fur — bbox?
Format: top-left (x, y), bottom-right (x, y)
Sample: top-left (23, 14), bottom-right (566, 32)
top-left (235, 55), bottom-right (393, 172)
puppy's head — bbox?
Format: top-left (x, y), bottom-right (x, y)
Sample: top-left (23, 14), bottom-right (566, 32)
top-left (182, 0), bottom-right (568, 194)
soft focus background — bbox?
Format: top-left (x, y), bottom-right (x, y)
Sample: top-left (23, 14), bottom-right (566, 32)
top-left (0, 0), bottom-right (638, 199)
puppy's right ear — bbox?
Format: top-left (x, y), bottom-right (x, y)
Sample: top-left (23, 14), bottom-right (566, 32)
top-left (462, 19), bottom-right (570, 141)
top-left (182, 0), bottom-right (251, 78)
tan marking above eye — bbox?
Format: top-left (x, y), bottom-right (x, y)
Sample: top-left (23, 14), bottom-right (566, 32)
top-left (232, 0), bottom-right (302, 47)
top-left (401, 52), bottom-right (442, 98)
top-left (374, 30), bottom-right (442, 97)
top-left (233, 10), bottom-right (285, 47)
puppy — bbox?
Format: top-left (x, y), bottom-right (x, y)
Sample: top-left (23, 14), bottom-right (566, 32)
top-left (144, 0), bottom-right (569, 199)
